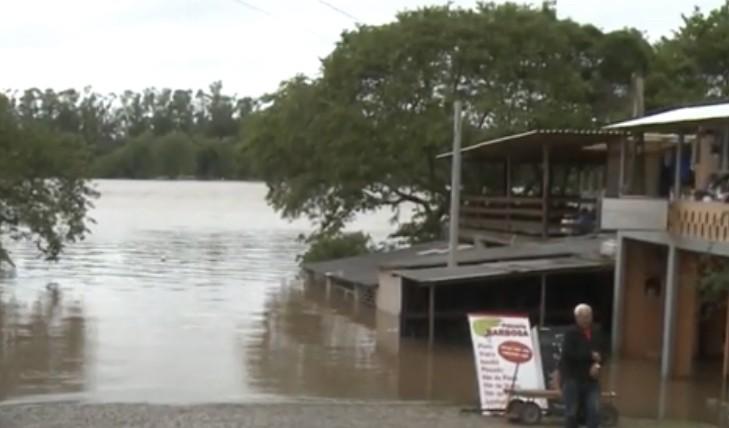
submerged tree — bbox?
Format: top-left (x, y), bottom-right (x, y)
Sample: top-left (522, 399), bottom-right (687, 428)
top-left (0, 95), bottom-right (97, 265)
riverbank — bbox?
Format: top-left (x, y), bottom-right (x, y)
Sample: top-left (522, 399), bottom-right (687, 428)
top-left (0, 402), bottom-right (715, 428)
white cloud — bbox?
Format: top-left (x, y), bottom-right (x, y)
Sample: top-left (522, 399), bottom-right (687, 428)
top-left (0, 0), bottom-right (724, 96)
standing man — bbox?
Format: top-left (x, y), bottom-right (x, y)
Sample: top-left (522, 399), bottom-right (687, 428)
top-left (559, 304), bottom-right (602, 428)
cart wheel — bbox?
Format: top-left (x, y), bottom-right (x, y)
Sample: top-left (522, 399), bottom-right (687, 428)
top-left (600, 403), bottom-right (619, 427)
top-left (520, 402), bottom-right (542, 426)
top-left (506, 399), bottom-right (525, 422)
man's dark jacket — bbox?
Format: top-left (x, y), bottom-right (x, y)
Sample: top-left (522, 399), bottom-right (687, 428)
top-left (559, 325), bottom-right (603, 384)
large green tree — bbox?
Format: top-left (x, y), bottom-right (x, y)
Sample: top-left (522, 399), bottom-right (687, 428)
top-left (0, 95), bottom-right (97, 265)
top-left (647, 1), bottom-right (729, 108)
top-left (247, 3), bottom-right (652, 242)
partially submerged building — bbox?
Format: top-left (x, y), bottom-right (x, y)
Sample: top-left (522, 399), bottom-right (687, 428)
top-left (304, 129), bottom-right (621, 349)
top-left (602, 102), bottom-right (729, 381)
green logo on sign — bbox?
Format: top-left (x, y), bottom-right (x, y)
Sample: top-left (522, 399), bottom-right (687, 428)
top-left (472, 319), bottom-right (501, 336)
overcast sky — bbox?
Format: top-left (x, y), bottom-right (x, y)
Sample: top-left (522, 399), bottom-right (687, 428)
top-left (0, 0), bottom-right (724, 96)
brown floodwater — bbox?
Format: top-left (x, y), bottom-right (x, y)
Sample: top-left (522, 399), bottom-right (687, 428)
top-left (0, 180), bottom-right (723, 425)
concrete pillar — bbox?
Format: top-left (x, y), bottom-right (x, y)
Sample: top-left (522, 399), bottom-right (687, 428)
top-left (353, 286), bottom-right (360, 304)
top-left (661, 245), bottom-right (679, 380)
top-left (325, 275), bottom-right (333, 301)
top-left (611, 233), bottom-right (626, 356)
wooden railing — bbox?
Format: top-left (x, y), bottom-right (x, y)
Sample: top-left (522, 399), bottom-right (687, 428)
top-left (460, 195), bottom-right (598, 237)
top-left (669, 201), bottom-right (729, 243)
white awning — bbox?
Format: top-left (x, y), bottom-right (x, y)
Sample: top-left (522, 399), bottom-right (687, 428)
top-left (606, 103), bottom-right (729, 130)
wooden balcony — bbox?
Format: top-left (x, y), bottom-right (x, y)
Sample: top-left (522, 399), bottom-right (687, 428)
top-left (460, 195), bottom-right (597, 238)
top-left (669, 201), bottom-right (729, 243)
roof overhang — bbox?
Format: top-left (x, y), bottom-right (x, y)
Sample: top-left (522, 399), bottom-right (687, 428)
top-left (437, 129), bottom-right (624, 162)
top-left (605, 103), bottom-right (729, 132)
top-left (397, 256), bottom-right (612, 286)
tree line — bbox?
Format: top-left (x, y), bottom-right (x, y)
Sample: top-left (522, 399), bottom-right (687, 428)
top-left (2, 81), bottom-right (257, 180)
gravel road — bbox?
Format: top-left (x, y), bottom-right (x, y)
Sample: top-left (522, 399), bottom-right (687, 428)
top-left (0, 402), bottom-right (714, 428)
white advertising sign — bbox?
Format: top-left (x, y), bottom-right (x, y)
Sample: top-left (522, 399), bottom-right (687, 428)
top-left (468, 313), bottom-right (547, 413)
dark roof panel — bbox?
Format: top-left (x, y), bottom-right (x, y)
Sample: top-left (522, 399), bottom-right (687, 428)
top-left (397, 256), bottom-right (612, 286)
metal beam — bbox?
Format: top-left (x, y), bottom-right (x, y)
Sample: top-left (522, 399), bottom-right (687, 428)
top-left (619, 136), bottom-right (627, 196)
top-left (448, 101), bottom-right (463, 268)
top-left (661, 245), bottom-right (679, 380)
top-left (610, 233), bottom-right (626, 356)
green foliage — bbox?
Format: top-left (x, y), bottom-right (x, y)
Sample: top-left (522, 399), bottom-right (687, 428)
top-left (93, 133), bottom-right (247, 180)
top-left (298, 232), bottom-right (372, 265)
top-left (700, 256), bottom-right (729, 303)
top-left (4, 81), bottom-right (257, 181)
top-left (647, 1), bottom-right (729, 108)
top-left (247, 2), bottom-right (653, 242)
top-left (0, 94), bottom-right (97, 265)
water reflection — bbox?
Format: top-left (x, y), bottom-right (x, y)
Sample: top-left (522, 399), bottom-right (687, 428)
top-left (607, 360), bottom-right (722, 424)
top-left (243, 282), bottom-right (398, 399)
top-left (0, 287), bottom-right (85, 399)
top-left (243, 281), bottom-right (477, 404)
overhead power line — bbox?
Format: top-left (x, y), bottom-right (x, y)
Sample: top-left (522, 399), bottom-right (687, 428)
top-left (227, 0), bottom-right (330, 42)
top-left (317, 0), bottom-right (361, 23)
top-left (230, 0), bottom-right (274, 17)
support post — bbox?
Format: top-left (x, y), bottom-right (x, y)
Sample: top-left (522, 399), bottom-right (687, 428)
top-left (506, 155), bottom-right (512, 232)
top-left (619, 136), bottom-right (627, 196)
top-left (636, 133), bottom-right (646, 194)
top-left (661, 245), bottom-right (679, 380)
top-left (723, 295), bottom-right (729, 396)
top-left (448, 101), bottom-right (463, 268)
top-left (428, 285), bottom-right (436, 347)
top-left (674, 134), bottom-right (684, 200)
top-left (542, 143), bottom-right (551, 239)
top-left (539, 274), bottom-right (547, 327)
top-left (723, 126), bottom-right (729, 171)
top-left (611, 234), bottom-right (626, 356)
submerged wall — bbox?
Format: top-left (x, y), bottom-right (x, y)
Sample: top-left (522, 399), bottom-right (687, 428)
top-left (376, 270), bottom-right (402, 316)
top-left (623, 239), bottom-right (666, 360)
top-left (620, 239), bottom-right (721, 377)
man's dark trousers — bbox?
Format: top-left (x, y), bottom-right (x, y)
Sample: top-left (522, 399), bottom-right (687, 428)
top-left (562, 379), bottom-right (600, 428)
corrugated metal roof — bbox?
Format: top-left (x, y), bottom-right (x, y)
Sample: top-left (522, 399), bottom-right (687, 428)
top-left (382, 234), bottom-right (611, 270)
top-left (302, 241), bottom-right (453, 288)
top-left (397, 256), bottom-right (612, 286)
top-left (606, 102), bottom-right (729, 131)
top-left (437, 129), bottom-right (624, 160)
top-left (303, 234), bottom-right (615, 288)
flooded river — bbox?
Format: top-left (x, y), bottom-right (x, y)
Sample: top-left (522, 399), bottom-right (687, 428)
top-left (0, 180), bottom-right (723, 424)
top-left (0, 180), bottom-right (472, 404)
